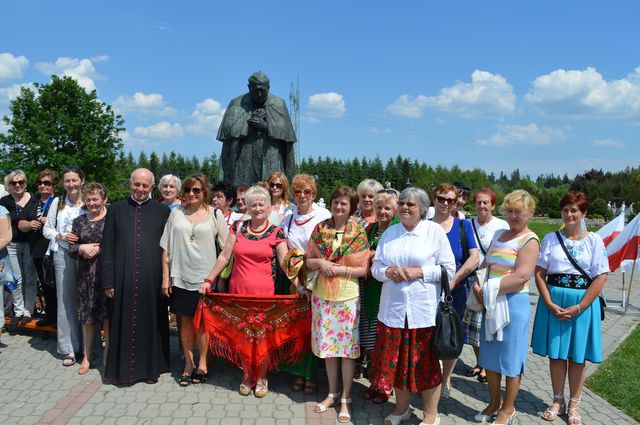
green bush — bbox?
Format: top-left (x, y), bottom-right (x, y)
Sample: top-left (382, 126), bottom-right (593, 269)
top-left (548, 209), bottom-right (561, 219)
top-left (590, 213), bottom-right (604, 220)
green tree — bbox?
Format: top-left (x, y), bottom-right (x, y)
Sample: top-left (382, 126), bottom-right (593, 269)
top-left (0, 75), bottom-right (125, 186)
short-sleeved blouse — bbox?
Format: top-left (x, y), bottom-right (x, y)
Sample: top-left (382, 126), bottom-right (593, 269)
top-left (537, 232), bottom-right (610, 279)
top-left (486, 230), bottom-right (539, 293)
top-left (228, 222), bottom-right (286, 295)
top-left (446, 217), bottom-right (478, 270)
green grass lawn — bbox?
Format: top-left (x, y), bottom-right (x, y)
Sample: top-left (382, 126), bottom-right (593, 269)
top-left (585, 323), bottom-right (640, 421)
top-left (527, 220), bottom-right (561, 240)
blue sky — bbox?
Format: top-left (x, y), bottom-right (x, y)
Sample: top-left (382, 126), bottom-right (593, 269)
top-left (1, 1), bottom-right (639, 177)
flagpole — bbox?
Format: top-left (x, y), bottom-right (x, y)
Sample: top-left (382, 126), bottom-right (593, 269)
top-left (622, 272), bottom-right (626, 308)
top-left (626, 241), bottom-right (639, 312)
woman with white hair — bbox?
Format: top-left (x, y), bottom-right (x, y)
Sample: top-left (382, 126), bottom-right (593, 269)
top-left (157, 174), bottom-right (182, 210)
top-left (352, 179), bottom-right (384, 227)
top-left (201, 185), bottom-right (288, 398)
top-left (370, 187), bottom-right (455, 425)
top-left (0, 169), bottom-right (38, 324)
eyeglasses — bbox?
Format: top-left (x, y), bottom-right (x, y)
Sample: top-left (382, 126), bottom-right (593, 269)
top-left (398, 201), bottom-right (418, 208)
top-left (9, 180), bottom-right (25, 186)
top-left (270, 183), bottom-right (283, 189)
top-left (435, 196), bottom-right (456, 205)
top-left (377, 189), bottom-right (398, 195)
top-left (184, 187), bottom-right (203, 195)
top-left (294, 189), bottom-right (313, 197)
top-left (37, 180), bottom-right (53, 187)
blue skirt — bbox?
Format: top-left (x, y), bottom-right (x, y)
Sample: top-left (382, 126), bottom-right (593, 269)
top-left (531, 285), bottom-right (602, 364)
top-left (479, 292), bottom-right (530, 377)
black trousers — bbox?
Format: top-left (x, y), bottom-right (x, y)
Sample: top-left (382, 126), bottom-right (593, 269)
top-left (32, 257), bottom-right (57, 323)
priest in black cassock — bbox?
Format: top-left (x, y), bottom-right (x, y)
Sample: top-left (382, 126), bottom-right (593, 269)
top-left (101, 168), bottom-right (170, 384)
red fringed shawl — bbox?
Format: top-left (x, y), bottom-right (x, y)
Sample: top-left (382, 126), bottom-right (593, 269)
top-left (193, 292), bottom-right (311, 386)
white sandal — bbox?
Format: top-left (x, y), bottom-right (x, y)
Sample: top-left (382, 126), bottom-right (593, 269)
top-left (568, 397), bottom-right (582, 425)
top-left (542, 393), bottom-right (566, 421)
top-left (337, 398), bottom-right (351, 423)
top-left (314, 392), bottom-right (339, 413)
top-left (384, 407), bottom-right (412, 425)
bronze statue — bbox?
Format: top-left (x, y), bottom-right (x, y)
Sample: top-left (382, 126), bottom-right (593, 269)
top-left (217, 72), bottom-right (297, 186)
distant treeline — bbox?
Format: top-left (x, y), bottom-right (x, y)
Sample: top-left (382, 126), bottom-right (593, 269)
top-left (116, 152), bottom-right (638, 219)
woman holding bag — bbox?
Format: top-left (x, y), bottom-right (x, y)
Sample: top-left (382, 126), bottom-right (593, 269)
top-left (464, 188), bottom-right (509, 383)
top-left (370, 187), bottom-right (455, 425)
top-left (531, 192), bottom-right (608, 425)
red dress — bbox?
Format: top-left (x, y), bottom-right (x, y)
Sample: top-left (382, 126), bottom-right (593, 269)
top-left (228, 222), bottom-right (286, 295)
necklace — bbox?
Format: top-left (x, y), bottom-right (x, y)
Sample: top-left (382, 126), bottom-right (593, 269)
top-left (294, 214), bottom-right (314, 226)
top-left (249, 220), bottom-right (269, 234)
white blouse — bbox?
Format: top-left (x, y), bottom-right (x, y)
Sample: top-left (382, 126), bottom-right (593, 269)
top-left (371, 219), bottom-right (456, 329)
top-left (537, 231), bottom-right (610, 279)
top-left (43, 196), bottom-right (85, 252)
top-left (471, 216), bottom-right (510, 266)
top-left (281, 206), bottom-right (331, 251)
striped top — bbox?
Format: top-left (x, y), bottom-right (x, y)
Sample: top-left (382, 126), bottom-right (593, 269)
top-left (486, 230), bottom-right (539, 293)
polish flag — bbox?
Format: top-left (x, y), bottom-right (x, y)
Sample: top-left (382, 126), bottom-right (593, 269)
top-left (606, 213), bottom-right (640, 272)
top-left (596, 211), bottom-right (626, 246)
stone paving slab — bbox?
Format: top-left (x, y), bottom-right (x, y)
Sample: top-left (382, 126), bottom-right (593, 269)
top-left (0, 271), bottom-right (638, 424)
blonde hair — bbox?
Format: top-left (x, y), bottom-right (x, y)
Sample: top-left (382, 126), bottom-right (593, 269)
top-left (374, 192), bottom-right (398, 211)
top-left (500, 189), bottom-right (536, 215)
top-left (245, 185), bottom-right (271, 209)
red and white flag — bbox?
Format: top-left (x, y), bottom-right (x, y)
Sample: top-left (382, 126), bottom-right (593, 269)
top-left (596, 210), bottom-right (625, 246)
top-left (606, 212), bottom-right (640, 272)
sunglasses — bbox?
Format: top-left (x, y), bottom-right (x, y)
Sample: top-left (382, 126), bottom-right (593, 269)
top-left (184, 187), bottom-right (203, 195)
top-left (398, 201), bottom-right (418, 208)
top-left (270, 183), bottom-right (283, 189)
top-left (435, 195), bottom-right (456, 205)
top-left (10, 180), bottom-right (26, 186)
top-left (37, 180), bottom-right (53, 187)
top-left (377, 189), bottom-right (397, 195)
top-left (294, 189), bottom-right (313, 197)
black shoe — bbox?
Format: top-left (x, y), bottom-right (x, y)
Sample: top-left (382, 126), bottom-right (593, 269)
top-left (20, 315), bottom-right (33, 325)
top-left (36, 318), bottom-right (52, 327)
top-left (477, 374), bottom-right (488, 384)
top-left (10, 316), bottom-right (22, 326)
top-left (145, 378), bottom-right (158, 384)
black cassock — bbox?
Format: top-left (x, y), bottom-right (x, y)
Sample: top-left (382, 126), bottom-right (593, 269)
top-left (101, 197), bottom-right (170, 384)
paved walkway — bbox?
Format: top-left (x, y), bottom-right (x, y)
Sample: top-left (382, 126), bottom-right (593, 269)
top-left (0, 271), bottom-right (638, 425)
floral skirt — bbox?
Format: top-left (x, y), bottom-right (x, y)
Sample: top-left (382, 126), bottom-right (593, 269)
top-left (370, 322), bottom-right (442, 393)
top-left (311, 295), bottom-right (360, 359)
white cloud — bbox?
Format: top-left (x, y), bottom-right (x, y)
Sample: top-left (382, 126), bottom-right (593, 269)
top-left (475, 123), bottom-right (566, 146)
top-left (307, 92), bottom-right (346, 119)
top-left (526, 66), bottom-right (640, 119)
top-left (0, 53), bottom-right (29, 81)
top-left (133, 121), bottom-right (184, 138)
top-left (592, 138), bottom-right (624, 148)
top-left (113, 92), bottom-right (176, 116)
top-left (0, 82), bottom-right (34, 103)
top-left (35, 57), bottom-right (104, 92)
top-left (386, 70), bottom-right (515, 119)
top-left (90, 54), bottom-right (109, 63)
top-left (186, 98), bottom-right (225, 135)
top-left (371, 127), bottom-right (392, 134)
top-left (0, 120), bottom-right (9, 135)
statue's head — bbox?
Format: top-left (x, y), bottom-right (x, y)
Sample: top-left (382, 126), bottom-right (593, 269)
top-left (248, 71), bottom-right (270, 105)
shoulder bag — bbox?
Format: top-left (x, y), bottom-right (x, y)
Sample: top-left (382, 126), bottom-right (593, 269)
top-left (554, 231), bottom-right (606, 320)
top-left (432, 265), bottom-right (465, 359)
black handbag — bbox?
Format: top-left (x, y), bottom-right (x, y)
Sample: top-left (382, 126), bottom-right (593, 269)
top-left (431, 265), bottom-right (465, 359)
top-left (42, 253), bottom-right (56, 288)
top-left (554, 231), bottom-right (606, 320)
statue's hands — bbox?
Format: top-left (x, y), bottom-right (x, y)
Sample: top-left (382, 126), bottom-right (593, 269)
top-left (247, 116), bottom-right (267, 131)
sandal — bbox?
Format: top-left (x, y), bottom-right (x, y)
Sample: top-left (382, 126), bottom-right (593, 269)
top-left (314, 392), bottom-right (339, 413)
top-left (291, 376), bottom-right (305, 392)
top-left (239, 383), bottom-right (252, 396)
top-left (541, 393), bottom-right (566, 421)
top-left (255, 380), bottom-right (268, 398)
top-left (303, 379), bottom-right (317, 394)
top-left (62, 354), bottom-right (76, 367)
top-left (477, 373), bottom-right (488, 384)
top-left (191, 369), bottom-right (208, 384)
top-left (178, 373), bottom-right (191, 387)
top-left (465, 365), bottom-right (481, 377)
top-left (337, 398), bottom-right (351, 423)
top-left (77, 362), bottom-right (91, 375)
top-left (384, 407), bottom-right (411, 425)
top-left (567, 397), bottom-right (582, 425)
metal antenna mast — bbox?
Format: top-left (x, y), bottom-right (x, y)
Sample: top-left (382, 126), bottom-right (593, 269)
top-left (289, 76), bottom-right (300, 166)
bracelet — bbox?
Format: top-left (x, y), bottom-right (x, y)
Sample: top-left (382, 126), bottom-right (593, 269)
top-left (296, 285), bottom-right (307, 294)
top-left (576, 304), bottom-right (581, 314)
top-left (346, 267), bottom-right (352, 280)
top-left (203, 278), bottom-right (214, 285)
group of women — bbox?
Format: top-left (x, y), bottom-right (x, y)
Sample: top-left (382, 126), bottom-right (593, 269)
top-left (1, 167), bottom-right (608, 425)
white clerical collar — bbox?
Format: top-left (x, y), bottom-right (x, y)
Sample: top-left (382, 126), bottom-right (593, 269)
top-left (130, 195), bottom-right (151, 205)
